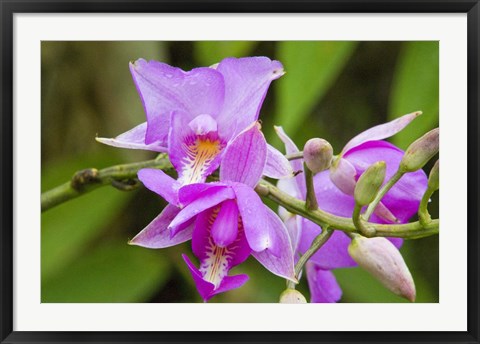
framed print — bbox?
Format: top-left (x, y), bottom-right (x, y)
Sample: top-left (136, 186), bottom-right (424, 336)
top-left (1, 1), bottom-right (479, 343)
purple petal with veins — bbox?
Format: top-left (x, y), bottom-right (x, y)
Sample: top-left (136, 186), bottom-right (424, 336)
top-left (129, 59), bottom-right (225, 146)
top-left (341, 111), bottom-right (421, 155)
top-left (233, 183), bottom-right (271, 252)
top-left (251, 207), bottom-right (296, 282)
top-left (274, 126), bottom-right (306, 198)
top-left (220, 122), bottom-right (267, 187)
top-left (215, 57), bottom-right (284, 139)
top-left (129, 204), bottom-right (193, 248)
top-left (137, 168), bottom-right (180, 206)
top-left (263, 144), bottom-right (294, 179)
top-left (96, 122), bottom-right (168, 152)
top-left (183, 206), bottom-right (251, 301)
top-left (169, 185), bottom-right (236, 236)
top-left (306, 262), bottom-right (342, 303)
top-left (192, 208), bottom-right (251, 269)
top-left (178, 182), bottom-right (226, 206)
top-left (211, 199), bottom-right (239, 247)
top-left (183, 254), bottom-right (249, 302)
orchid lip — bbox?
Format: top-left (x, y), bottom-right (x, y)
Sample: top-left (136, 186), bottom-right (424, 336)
top-left (178, 133), bottom-right (225, 185)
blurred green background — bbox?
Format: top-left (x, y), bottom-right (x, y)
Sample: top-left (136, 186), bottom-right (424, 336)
top-left (41, 41), bottom-right (439, 303)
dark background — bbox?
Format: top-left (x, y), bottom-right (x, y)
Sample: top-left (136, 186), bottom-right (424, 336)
top-left (41, 41), bottom-right (439, 303)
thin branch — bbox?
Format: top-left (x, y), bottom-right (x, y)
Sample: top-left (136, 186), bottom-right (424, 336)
top-left (41, 154), bottom-right (173, 212)
top-left (363, 170), bottom-right (404, 221)
top-left (255, 180), bottom-right (439, 240)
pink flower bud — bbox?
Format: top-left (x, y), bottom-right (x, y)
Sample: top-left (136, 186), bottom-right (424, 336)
top-left (304, 138), bottom-right (333, 173)
top-left (400, 128), bottom-right (439, 172)
top-left (348, 236), bottom-right (416, 302)
top-left (279, 289), bottom-right (307, 303)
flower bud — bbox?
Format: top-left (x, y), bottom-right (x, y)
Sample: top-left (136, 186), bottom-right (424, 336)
top-left (348, 236), bottom-right (416, 302)
top-left (304, 138), bottom-right (333, 173)
top-left (400, 128), bottom-right (439, 173)
top-left (428, 160), bottom-right (439, 191)
top-left (279, 289), bottom-right (307, 304)
top-left (354, 161), bottom-right (386, 206)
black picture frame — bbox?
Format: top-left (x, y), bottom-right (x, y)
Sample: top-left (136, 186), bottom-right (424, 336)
top-left (1, 1), bottom-right (479, 343)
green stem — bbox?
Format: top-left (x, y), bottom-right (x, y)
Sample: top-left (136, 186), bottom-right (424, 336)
top-left (294, 227), bottom-right (334, 279)
top-left (364, 170), bottom-right (404, 221)
top-left (256, 180), bottom-right (438, 239)
top-left (285, 151), bottom-right (304, 161)
top-left (304, 166), bottom-right (318, 210)
top-left (352, 203), bottom-right (376, 237)
top-left (41, 155), bottom-right (173, 212)
top-left (352, 204), bottom-right (362, 230)
top-left (418, 187), bottom-right (435, 226)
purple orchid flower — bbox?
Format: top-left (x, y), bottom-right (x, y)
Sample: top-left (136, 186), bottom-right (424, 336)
top-left (131, 122), bottom-right (296, 301)
top-left (276, 113), bottom-right (428, 303)
top-left (97, 57), bottom-right (291, 187)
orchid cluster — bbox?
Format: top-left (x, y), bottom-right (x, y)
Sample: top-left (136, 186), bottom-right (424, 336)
top-left (97, 56), bottom-right (439, 303)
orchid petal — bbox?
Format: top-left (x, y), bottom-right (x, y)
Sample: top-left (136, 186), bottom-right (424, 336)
top-left (306, 263), bottom-right (342, 303)
top-left (130, 59), bottom-right (225, 146)
top-left (329, 157), bottom-right (357, 195)
top-left (274, 126), bottom-right (306, 197)
top-left (192, 208), bottom-right (251, 268)
top-left (213, 274), bottom-right (250, 295)
top-left (178, 182), bottom-right (226, 206)
top-left (129, 204), bottom-right (193, 248)
top-left (211, 200), bottom-right (239, 247)
top-left (137, 168), bottom-right (180, 206)
top-left (188, 114), bottom-right (218, 135)
top-left (341, 111), bottom-right (421, 155)
top-left (373, 201), bottom-right (399, 223)
top-left (169, 186), bottom-right (236, 235)
top-left (187, 208), bottom-right (250, 299)
top-left (96, 122), bottom-right (168, 152)
top-left (284, 215), bottom-right (302, 252)
top-left (215, 57), bottom-right (284, 139)
top-left (182, 254), bottom-right (249, 302)
top-left (252, 207), bottom-right (296, 282)
top-left (182, 254), bottom-right (216, 301)
top-left (263, 144), bottom-right (294, 179)
top-left (169, 111), bottom-right (225, 185)
top-left (233, 184), bottom-right (271, 252)
top-left (220, 122), bottom-right (267, 187)
top-left (277, 177), bottom-right (302, 222)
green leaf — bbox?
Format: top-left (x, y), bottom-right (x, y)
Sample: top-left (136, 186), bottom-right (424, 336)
top-left (275, 41), bottom-right (357, 136)
top-left (389, 42), bottom-right (439, 149)
top-left (41, 155), bottom-right (132, 280)
top-left (194, 41), bottom-right (258, 66)
top-left (42, 241), bottom-right (171, 302)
